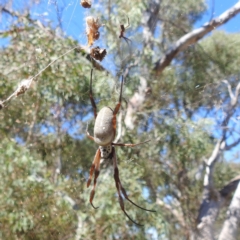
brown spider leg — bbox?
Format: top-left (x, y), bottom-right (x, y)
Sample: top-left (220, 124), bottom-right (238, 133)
top-left (89, 69), bottom-right (98, 119)
top-left (112, 147), bottom-right (144, 226)
top-left (112, 140), bottom-right (151, 147)
top-left (87, 149), bottom-right (99, 187)
top-left (118, 181), bottom-right (156, 213)
top-left (86, 130), bottom-right (95, 141)
top-left (119, 25), bottom-right (125, 38)
top-left (113, 148), bottom-right (155, 213)
top-left (119, 17), bottom-right (132, 49)
top-left (112, 76), bottom-right (124, 137)
top-left (87, 149), bottom-right (101, 209)
top-left (123, 36), bottom-right (132, 46)
top-left (113, 76), bottom-right (124, 115)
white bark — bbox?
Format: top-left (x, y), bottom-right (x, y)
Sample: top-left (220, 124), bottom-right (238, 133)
top-left (124, 76), bottom-right (148, 129)
top-left (125, 1), bottom-right (240, 129)
top-left (154, 1), bottom-right (240, 75)
top-left (194, 81), bottom-right (240, 240)
top-left (218, 182), bottom-right (240, 240)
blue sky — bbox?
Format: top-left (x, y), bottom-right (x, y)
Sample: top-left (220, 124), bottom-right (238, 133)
top-left (2, 1), bottom-right (240, 47)
top-left (195, 0), bottom-right (240, 31)
top-left (31, 0), bottom-right (240, 42)
top-left (60, 0), bottom-right (240, 36)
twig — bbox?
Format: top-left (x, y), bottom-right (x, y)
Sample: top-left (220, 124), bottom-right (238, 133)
top-left (154, 1), bottom-right (240, 75)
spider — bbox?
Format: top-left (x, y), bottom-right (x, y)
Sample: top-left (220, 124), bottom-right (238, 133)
top-left (119, 17), bottom-right (132, 46)
top-left (86, 69), bottom-right (155, 226)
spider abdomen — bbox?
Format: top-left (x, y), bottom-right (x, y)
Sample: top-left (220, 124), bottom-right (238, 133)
top-left (94, 106), bottom-right (115, 146)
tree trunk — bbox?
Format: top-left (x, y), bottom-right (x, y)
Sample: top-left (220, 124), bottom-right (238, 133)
top-left (218, 182), bottom-right (240, 240)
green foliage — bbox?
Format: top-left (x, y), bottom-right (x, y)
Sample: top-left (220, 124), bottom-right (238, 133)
top-left (0, 139), bottom-right (76, 239)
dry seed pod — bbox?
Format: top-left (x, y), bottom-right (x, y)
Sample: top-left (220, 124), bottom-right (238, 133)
top-left (90, 47), bottom-right (107, 61)
top-left (86, 16), bottom-right (101, 46)
top-left (81, 0), bottom-right (91, 8)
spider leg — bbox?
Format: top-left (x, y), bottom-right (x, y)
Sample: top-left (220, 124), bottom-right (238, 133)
top-left (86, 122), bottom-right (95, 141)
top-left (113, 147), bottom-right (155, 212)
top-left (90, 168), bottom-right (100, 209)
top-left (89, 69), bottom-right (98, 119)
top-left (112, 76), bottom-right (124, 138)
top-left (123, 36), bottom-right (132, 48)
top-left (112, 139), bottom-right (150, 147)
top-left (119, 182), bottom-right (156, 213)
top-left (119, 25), bottom-right (125, 38)
top-left (112, 147), bottom-right (144, 226)
top-left (87, 149), bottom-right (100, 187)
top-left (87, 149), bottom-right (101, 209)
top-left (86, 130), bottom-right (95, 141)
top-left (125, 17), bottom-right (130, 29)
top-left (113, 76), bottom-right (124, 115)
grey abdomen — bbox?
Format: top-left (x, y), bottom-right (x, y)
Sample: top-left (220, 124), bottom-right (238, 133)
top-left (94, 107), bottom-right (115, 146)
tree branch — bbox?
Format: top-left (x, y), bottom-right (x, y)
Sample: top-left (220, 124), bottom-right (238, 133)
top-left (195, 81), bottom-right (240, 240)
top-left (218, 182), bottom-right (240, 240)
top-left (225, 138), bottom-right (240, 151)
top-left (154, 1), bottom-right (240, 75)
top-left (124, 2), bottom-right (240, 129)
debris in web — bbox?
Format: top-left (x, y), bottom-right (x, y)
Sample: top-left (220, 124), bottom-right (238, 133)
top-left (90, 47), bottom-right (107, 61)
top-left (81, 0), bottom-right (91, 8)
top-left (86, 16), bottom-right (102, 46)
top-left (15, 78), bottom-right (33, 96)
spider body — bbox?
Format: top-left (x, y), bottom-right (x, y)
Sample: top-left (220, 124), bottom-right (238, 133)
top-left (99, 145), bottom-right (112, 158)
top-left (86, 69), bottom-right (155, 226)
top-left (94, 106), bottom-right (115, 146)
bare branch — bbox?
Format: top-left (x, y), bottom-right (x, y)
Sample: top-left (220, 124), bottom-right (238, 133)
top-left (125, 3), bottom-right (240, 129)
top-left (203, 140), bottom-right (224, 189)
top-left (142, 0), bottom-right (161, 50)
top-left (154, 1), bottom-right (240, 75)
top-left (234, 82), bottom-right (240, 106)
top-left (225, 138), bottom-right (240, 151)
top-left (124, 76), bottom-right (148, 129)
top-left (221, 82), bottom-right (240, 138)
top-left (222, 80), bottom-right (235, 103)
top-left (195, 81), bottom-right (240, 239)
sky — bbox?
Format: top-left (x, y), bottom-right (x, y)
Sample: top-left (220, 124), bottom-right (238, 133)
top-left (195, 0), bottom-right (240, 31)
top-left (1, 0), bottom-right (240, 47)
top-left (29, 0), bottom-right (240, 43)
top-left (59, 0), bottom-right (240, 36)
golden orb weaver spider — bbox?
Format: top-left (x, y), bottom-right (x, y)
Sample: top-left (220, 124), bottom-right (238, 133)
top-left (119, 17), bottom-right (132, 46)
top-left (86, 69), bottom-right (155, 226)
